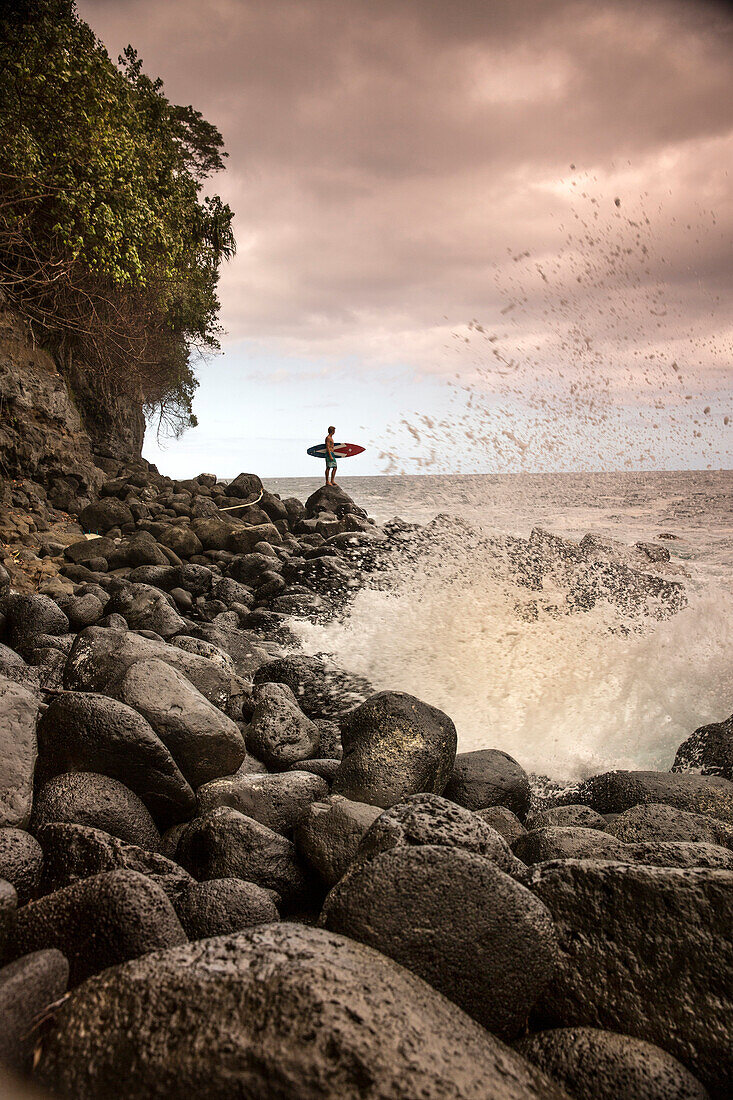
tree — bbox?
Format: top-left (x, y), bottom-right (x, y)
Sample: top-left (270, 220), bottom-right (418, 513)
top-left (0, 0), bottom-right (235, 436)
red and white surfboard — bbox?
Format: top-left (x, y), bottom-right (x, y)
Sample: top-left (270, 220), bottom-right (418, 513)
top-left (307, 443), bottom-right (365, 458)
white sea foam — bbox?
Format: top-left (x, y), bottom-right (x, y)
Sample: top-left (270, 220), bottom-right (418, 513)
top-left (294, 523), bottom-right (733, 780)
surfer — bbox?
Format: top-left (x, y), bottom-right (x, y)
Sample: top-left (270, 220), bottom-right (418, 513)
top-left (325, 426), bottom-right (337, 485)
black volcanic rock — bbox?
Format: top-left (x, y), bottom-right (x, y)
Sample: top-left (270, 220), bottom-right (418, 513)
top-left (0, 949), bottom-right (69, 1073)
top-left (31, 773), bottom-right (162, 852)
top-left (445, 749), bottom-right (531, 819)
top-left (0, 828), bottom-right (43, 903)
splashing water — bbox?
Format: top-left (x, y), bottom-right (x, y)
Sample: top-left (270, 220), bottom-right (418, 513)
top-left (295, 529), bottom-right (733, 781)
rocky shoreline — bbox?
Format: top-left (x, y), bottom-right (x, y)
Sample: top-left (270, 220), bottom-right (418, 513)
top-left (0, 461), bottom-right (731, 1099)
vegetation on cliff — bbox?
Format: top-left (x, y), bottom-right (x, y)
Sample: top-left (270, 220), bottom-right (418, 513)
top-left (0, 0), bottom-right (235, 436)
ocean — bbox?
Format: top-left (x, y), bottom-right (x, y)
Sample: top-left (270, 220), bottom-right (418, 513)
top-left (263, 471), bottom-right (733, 782)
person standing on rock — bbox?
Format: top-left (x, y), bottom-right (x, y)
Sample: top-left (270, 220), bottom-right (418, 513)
top-left (325, 426), bottom-right (337, 486)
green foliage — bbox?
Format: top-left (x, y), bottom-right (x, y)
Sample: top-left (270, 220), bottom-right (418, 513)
top-left (0, 0), bottom-right (235, 436)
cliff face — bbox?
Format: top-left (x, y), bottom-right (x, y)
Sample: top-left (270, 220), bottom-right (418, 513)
top-left (0, 307), bottom-right (145, 512)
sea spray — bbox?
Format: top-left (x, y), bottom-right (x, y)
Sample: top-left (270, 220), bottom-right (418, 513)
top-left (295, 525), bottom-right (733, 781)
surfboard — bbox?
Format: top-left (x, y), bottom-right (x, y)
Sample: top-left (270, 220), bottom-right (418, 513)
top-left (307, 443), bottom-right (365, 458)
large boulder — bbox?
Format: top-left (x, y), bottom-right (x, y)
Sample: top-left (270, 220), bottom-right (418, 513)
top-left (476, 805), bottom-right (528, 845)
top-left (576, 771), bottom-right (733, 824)
top-left (174, 807), bottom-right (307, 908)
top-left (36, 692), bottom-right (195, 827)
top-left (64, 626), bottom-right (242, 711)
top-left (226, 472), bottom-right (263, 499)
top-left (116, 659), bottom-right (245, 788)
top-left (253, 654), bottom-right (372, 719)
top-left (9, 870), bottom-right (186, 986)
top-left (321, 845), bottom-right (557, 1038)
top-left (604, 803), bottom-right (733, 848)
top-left (36, 822), bottom-right (194, 902)
top-left (0, 950), bottom-right (69, 1073)
top-left (246, 682), bottom-right (320, 771)
top-left (355, 793), bottom-right (522, 875)
top-left (333, 692), bottom-right (457, 808)
top-left (0, 677), bottom-right (39, 828)
top-left (522, 859), bottom-right (733, 1096)
top-left (105, 583), bottom-right (186, 638)
top-left (0, 879), bottom-right (16, 956)
top-left (0, 828), bottom-right (44, 902)
top-left (517, 1028), bottom-right (709, 1100)
top-left (227, 523), bottom-right (282, 555)
top-left (173, 879), bottom-right (278, 940)
top-left (31, 773), bottom-right (161, 852)
top-left (295, 794), bottom-right (382, 886)
top-left (305, 483), bottom-right (362, 518)
top-left (4, 593), bottom-right (69, 649)
top-left (78, 498), bottom-right (134, 533)
top-left (34, 923), bottom-right (568, 1100)
top-left (513, 827), bottom-right (630, 865)
top-left (673, 713), bottom-right (733, 780)
top-left (196, 771), bottom-right (328, 835)
top-left (445, 749), bottom-right (531, 819)
top-left (526, 805), bottom-right (609, 832)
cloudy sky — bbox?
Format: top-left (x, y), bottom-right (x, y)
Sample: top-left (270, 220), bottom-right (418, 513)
top-left (79, 0), bottom-right (733, 476)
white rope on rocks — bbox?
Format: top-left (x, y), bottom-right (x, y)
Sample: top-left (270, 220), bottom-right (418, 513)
top-left (217, 489), bottom-right (264, 512)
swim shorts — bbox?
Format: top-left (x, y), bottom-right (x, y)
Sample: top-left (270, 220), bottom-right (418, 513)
top-left (326, 454), bottom-right (337, 469)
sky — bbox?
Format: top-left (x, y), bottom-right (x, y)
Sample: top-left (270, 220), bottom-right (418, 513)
top-left (79, 0), bottom-right (733, 477)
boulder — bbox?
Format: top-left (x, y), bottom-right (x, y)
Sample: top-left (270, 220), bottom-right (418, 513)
top-left (0, 677), bottom-right (39, 828)
top-left (333, 691), bottom-right (457, 808)
top-left (79, 498), bottom-right (134, 533)
top-left (196, 771), bottom-right (328, 835)
top-left (107, 532), bottom-right (169, 570)
top-left (35, 923), bottom-right (567, 1100)
top-left (64, 536), bottom-right (115, 564)
top-left (117, 659), bottom-right (245, 788)
top-left (31, 773), bottom-right (161, 852)
top-left (36, 823), bottom-right (194, 902)
top-left (0, 878), bottom-right (17, 956)
top-left (355, 793), bottom-right (522, 875)
top-left (476, 805), bottom-right (528, 845)
top-left (604, 803), bottom-right (733, 848)
top-left (513, 827), bottom-right (631, 865)
top-left (226, 472), bottom-right (263, 499)
top-left (175, 807), bottom-right (307, 908)
top-left (228, 551), bottom-right (280, 585)
top-left (320, 845), bottom-right (558, 1039)
top-left (517, 1027), bottom-right (708, 1100)
top-left (253, 654), bottom-right (372, 719)
top-left (295, 795), bottom-right (382, 886)
top-left (246, 682), bottom-right (320, 770)
top-left (576, 771), bottom-right (733, 824)
top-left (289, 758), bottom-right (340, 783)
top-left (9, 870), bottom-right (186, 986)
top-left (673, 713), bottom-right (733, 780)
top-left (305, 483), bottom-right (362, 518)
top-left (4, 593), bottom-right (69, 649)
top-left (625, 840), bottom-right (733, 869)
top-left (445, 749), bottom-right (531, 819)
top-left (0, 950), bottom-right (69, 1073)
top-left (0, 828), bottom-right (43, 902)
top-left (522, 859), bottom-right (733, 1096)
top-left (157, 525), bottom-right (204, 559)
top-left (227, 524), bottom-right (282, 555)
top-left (190, 517), bottom-right (234, 551)
top-left (173, 879), bottom-right (278, 940)
top-left (36, 692), bottom-right (196, 826)
top-left (106, 583), bottom-right (186, 638)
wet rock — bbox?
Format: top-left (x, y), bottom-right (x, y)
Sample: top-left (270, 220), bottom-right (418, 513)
top-left (576, 771), bottom-right (733, 824)
top-left (228, 551), bottom-right (279, 586)
top-left (0, 828), bottom-right (43, 902)
top-left (0, 878), bottom-right (16, 955)
top-left (4, 593), bottom-right (69, 649)
top-left (522, 859), bottom-right (733, 1096)
top-left (36, 823), bottom-right (194, 902)
top-left (604, 803), bottom-right (733, 848)
top-left (211, 576), bottom-right (254, 609)
top-left (254, 654), bottom-right (372, 719)
top-left (0, 950), bottom-right (69, 1073)
top-left (31, 773), bottom-right (161, 852)
top-left (513, 827), bottom-right (630, 865)
top-left (295, 795), bottom-right (382, 886)
top-left (197, 771), bottom-right (328, 835)
top-left (9, 870), bottom-right (186, 986)
top-left (106, 583), bottom-right (186, 638)
top-left (673, 713), bottom-right (733, 780)
top-left (173, 878), bottom-right (278, 939)
top-left (320, 845), bottom-right (558, 1039)
top-left (526, 805), bottom-right (610, 832)
top-left (290, 758), bottom-right (340, 782)
top-left (175, 807), bottom-right (307, 907)
top-left (625, 840), bottom-right (733, 869)
top-left (246, 682), bottom-right (320, 771)
top-left (78, 498), bottom-right (134, 534)
top-left (0, 677), bottom-right (39, 828)
top-left (35, 923), bottom-right (566, 1100)
top-left (117, 658), bottom-right (245, 788)
top-left (305, 483), bottom-right (363, 518)
top-left (445, 748), bottom-right (531, 819)
top-left (476, 804), bottom-right (529, 845)
top-left (36, 692), bottom-right (196, 827)
top-left (517, 1027), bottom-right (708, 1100)
top-left (355, 793), bottom-right (523, 875)
top-left (333, 691), bottom-right (457, 808)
